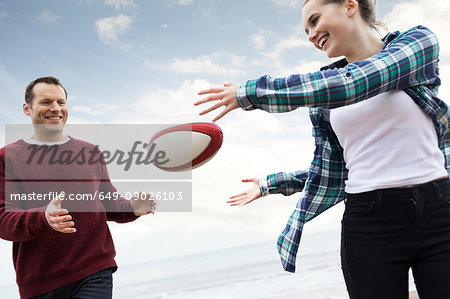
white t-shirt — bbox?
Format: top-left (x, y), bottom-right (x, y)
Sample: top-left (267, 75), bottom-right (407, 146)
top-left (330, 90), bottom-right (447, 194)
top-left (23, 136), bottom-right (70, 145)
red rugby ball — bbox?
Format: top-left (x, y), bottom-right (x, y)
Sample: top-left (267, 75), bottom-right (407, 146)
top-left (149, 122), bottom-right (223, 172)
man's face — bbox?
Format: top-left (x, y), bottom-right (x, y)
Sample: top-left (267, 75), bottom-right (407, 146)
top-left (23, 83), bottom-right (68, 130)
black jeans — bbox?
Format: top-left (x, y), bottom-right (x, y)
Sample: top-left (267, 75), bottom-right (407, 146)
top-left (31, 268), bottom-right (113, 299)
top-left (341, 178), bottom-right (450, 299)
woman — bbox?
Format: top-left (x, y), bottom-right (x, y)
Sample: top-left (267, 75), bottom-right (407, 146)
top-left (195, 0), bottom-right (450, 298)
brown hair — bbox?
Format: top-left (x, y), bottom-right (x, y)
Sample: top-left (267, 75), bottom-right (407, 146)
top-left (25, 76), bottom-right (68, 107)
top-left (303, 0), bottom-right (387, 32)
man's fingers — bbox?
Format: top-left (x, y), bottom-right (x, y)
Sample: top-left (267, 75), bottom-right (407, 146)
top-left (56, 191), bottom-right (65, 203)
top-left (148, 199), bottom-right (156, 214)
top-left (60, 227), bottom-right (77, 234)
top-left (130, 192), bottom-right (157, 216)
top-left (46, 212), bottom-right (76, 233)
top-left (48, 214), bottom-right (72, 223)
top-left (47, 208), bottom-right (69, 217)
top-left (47, 215), bottom-right (69, 222)
top-left (49, 191), bottom-right (65, 209)
top-left (53, 221), bottom-right (75, 230)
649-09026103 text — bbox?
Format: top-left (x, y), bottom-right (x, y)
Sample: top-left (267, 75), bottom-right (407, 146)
top-left (9, 191), bottom-right (184, 201)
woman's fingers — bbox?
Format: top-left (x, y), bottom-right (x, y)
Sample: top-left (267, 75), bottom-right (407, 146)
top-left (212, 107), bottom-right (232, 122)
top-left (197, 86), bottom-right (225, 95)
top-left (199, 101), bottom-right (225, 116)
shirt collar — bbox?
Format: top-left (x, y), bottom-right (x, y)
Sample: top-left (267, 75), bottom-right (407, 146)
top-left (23, 136), bottom-right (70, 146)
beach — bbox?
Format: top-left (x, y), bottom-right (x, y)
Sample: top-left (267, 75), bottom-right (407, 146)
top-left (0, 229), bottom-right (420, 298)
top-left (112, 229), bottom-right (418, 298)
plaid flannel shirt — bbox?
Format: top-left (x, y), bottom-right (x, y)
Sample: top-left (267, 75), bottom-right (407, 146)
top-left (236, 25), bottom-right (450, 273)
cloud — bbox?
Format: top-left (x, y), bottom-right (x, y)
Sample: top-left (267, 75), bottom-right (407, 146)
top-left (0, 3), bottom-right (5, 20)
top-left (270, 0), bottom-right (300, 8)
top-left (105, 0), bottom-right (135, 9)
top-left (248, 29), bottom-right (318, 77)
top-left (250, 30), bottom-right (273, 50)
top-left (0, 63), bottom-right (24, 123)
top-left (263, 30), bottom-right (311, 62)
top-left (127, 79), bottom-right (211, 124)
top-left (95, 14), bottom-right (132, 45)
top-left (220, 112), bottom-right (289, 143)
top-left (0, 9), bottom-right (7, 20)
top-left (179, 0), bottom-right (194, 5)
top-left (66, 116), bottom-right (100, 124)
top-left (248, 27), bottom-right (311, 74)
top-left (267, 59), bottom-right (329, 78)
top-left (152, 52), bottom-right (247, 76)
top-left (438, 63), bottom-right (450, 105)
top-left (35, 10), bottom-right (62, 23)
top-left (71, 104), bottom-right (119, 115)
top-left (103, 101), bottom-right (313, 243)
top-left (160, 24), bottom-right (169, 30)
top-left (383, 0), bottom-right (450, 58)
top-left (201, 8), bottom-right (211, 18)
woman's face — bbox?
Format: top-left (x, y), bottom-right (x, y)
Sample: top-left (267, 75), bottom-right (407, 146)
top-left (302, 0), bottom-right (355, 58)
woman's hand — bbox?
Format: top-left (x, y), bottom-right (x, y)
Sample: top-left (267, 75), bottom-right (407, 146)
top-left (227, 178), bottom-right (262, 207)
top-left (195, 83), bottom-right (239, 122)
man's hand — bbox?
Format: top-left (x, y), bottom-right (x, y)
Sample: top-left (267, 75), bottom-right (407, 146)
top-left (227, 178), bottom-right (262, 207)
top-left (195, 83), bottom-right (239, 122)
top-left (45, 191), bottom-right (76, 234)
top-left (130, 192), bottom-right (156, 216)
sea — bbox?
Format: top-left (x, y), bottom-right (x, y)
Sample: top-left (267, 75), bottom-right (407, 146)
top-left (0, 229), bottom-right (418, 299)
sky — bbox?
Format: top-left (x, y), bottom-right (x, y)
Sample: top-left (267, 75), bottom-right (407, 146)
top-left (1, 0), bottom-right (450, 295)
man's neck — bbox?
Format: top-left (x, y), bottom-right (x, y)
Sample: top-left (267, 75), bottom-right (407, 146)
top-left (31, 132), bottom-right (67, 143)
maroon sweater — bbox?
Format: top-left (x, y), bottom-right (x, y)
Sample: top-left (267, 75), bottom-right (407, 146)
top-left (0, 138), bottom-right (138, 298)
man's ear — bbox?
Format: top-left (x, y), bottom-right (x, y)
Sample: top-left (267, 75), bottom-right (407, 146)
top-left (23, 103), bottom-right (31, 116)
top-left (346, 0), bottom-right (359, 17)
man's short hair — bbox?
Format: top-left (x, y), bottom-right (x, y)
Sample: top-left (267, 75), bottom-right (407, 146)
top-left (25, 76), bottom-right (68, 107)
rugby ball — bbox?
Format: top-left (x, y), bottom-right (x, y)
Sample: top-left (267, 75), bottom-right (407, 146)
top-left (149, 122), bottom-right (223, 171)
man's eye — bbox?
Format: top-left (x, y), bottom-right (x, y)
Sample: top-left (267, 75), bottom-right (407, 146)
top-left (311, 16), bottom-right (319, 25)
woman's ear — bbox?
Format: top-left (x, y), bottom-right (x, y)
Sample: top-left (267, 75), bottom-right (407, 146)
top-left (346, 0), bottom-right (359, 17)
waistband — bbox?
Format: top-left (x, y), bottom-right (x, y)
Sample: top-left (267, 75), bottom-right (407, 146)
top-left (346, 177), bottom-right (450, 200)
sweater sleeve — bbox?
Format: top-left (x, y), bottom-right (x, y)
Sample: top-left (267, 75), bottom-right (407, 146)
top-left (0, 147), bottom-right (52, 242)
top-left (101, 179), bottom-right (139, 223)
top-left (237, 25), bottom-right (440, 111)
top-left (95, 148), bottom-right (139, 223)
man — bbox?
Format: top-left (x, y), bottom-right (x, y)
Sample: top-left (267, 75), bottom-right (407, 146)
top-left (0, 76), bottom-right (155, 298)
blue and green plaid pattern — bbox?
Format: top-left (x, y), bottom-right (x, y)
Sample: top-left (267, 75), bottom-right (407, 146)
top-left (237, 26), bottom-right (450, 273)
